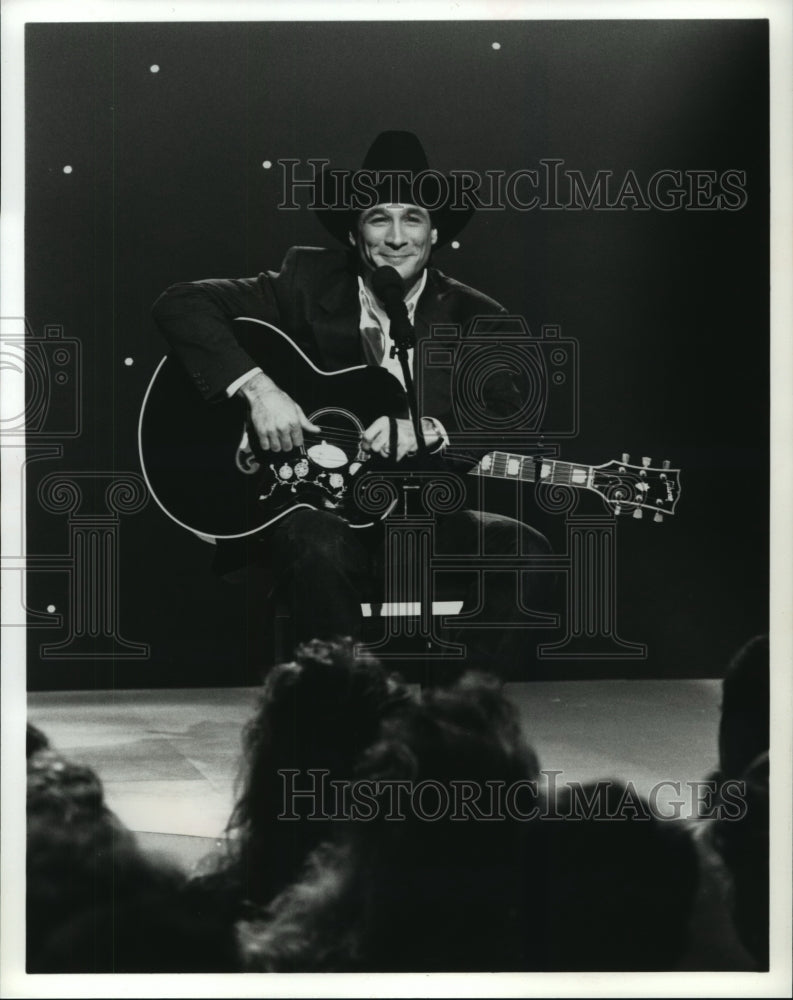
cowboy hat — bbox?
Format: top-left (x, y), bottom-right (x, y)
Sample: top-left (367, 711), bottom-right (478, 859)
top-left (313, 131), bottom-right (475, 246)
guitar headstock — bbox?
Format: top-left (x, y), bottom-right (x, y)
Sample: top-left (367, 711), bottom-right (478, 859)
top-left (591, 455), bottom-right (681, 521)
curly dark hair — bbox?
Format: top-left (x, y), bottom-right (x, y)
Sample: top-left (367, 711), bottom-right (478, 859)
top-left (238, 671), bottom-right (541, 972)
top-left (27, 745), bottom-right (240, 973)
top-left (190, 637), bottom-right (411, 916)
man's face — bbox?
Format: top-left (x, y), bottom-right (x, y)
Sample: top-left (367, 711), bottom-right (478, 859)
top-left (350, 203), bottom-right (438, 293)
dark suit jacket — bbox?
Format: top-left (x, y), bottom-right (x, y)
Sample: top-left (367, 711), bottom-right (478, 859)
top-left (152, 246), bottom-right (517, 461)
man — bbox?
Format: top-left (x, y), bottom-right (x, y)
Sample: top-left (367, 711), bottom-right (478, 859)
top-left (152, 131), bottom-right (551, 667)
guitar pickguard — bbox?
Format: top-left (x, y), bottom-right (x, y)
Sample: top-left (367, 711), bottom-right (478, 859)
top-left (241, 402), bottom-right (374, 522)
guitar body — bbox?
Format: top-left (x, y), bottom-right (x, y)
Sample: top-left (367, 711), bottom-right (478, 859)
top-left (139, 319), bottom-right (408, 538)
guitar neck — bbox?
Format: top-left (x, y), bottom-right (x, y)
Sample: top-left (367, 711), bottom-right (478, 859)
top-left (471, 452), bottom-right (592, 491)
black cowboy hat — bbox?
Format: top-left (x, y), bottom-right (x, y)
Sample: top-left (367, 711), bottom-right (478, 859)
top-left (314, 131), bottom-right (476, 246)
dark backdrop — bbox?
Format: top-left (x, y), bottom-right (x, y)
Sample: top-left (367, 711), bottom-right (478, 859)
top-left (24, 20), bottom-right (768, 689)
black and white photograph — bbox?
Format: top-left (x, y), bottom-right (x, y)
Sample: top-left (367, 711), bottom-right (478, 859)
top-left (2, 0), bottom-right (791, 996)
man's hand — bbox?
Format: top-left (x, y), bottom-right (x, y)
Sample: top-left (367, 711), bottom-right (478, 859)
top-left (361, 416), bottom-right (442, 461)
top-left (237, 372), bottom-right (320, 452)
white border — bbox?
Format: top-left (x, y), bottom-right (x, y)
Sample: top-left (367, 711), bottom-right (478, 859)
top-left (2, 2), bottom-right (791, 998)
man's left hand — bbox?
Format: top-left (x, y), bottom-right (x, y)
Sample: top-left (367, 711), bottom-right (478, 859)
top-left (361, 416), bottom-right (441, 461)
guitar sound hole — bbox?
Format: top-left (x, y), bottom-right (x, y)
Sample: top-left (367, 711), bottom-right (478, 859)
top-left (307, 442), bottom-right (347, 469)
top-left (304, 407), bottom-right (364, 469)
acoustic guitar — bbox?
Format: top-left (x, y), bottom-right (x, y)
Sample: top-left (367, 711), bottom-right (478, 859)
top-left (139, 319), bottom-right (682, 539)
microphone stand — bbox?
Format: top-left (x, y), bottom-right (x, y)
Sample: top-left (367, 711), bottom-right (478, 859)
top-left (388, 320), bottom-right (427, 458)
top-left (371, 265), bottom-right (427, 458)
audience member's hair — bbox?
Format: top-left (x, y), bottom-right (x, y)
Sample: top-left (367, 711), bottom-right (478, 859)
top-left (238, 671), bottom-right (541, 972)
top-left (26, 639), bottom-right (734, 974)
top-left (718, 634), bottom-right (769, 782)
top-left (26, 722), bottom-right (50, 759)
top-left (27, 746), bottom-right (135, 958)
top-left (27, 743), bottom-right (239, 972)
top-left (712, 634), bottom-right (769, 968)
top-left (528, 780), bottom-right (700, 971)
top-left (192, 637), bottom-right (411, 916)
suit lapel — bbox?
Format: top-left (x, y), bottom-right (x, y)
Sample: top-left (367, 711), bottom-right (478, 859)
top-left (414, 268), bottom-right (455, 342)
top-left (311, 262), bottom-right (363, 371)
top-left (414, 268), bottom-right (455, 422)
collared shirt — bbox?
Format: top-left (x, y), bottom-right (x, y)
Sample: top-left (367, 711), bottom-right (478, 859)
top-left (356, 271), bottom-right (447, 450)
top-left (357, 270), bottom-right (427, 387)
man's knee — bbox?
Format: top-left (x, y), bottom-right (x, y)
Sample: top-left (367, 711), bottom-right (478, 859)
top-left (272, 509), bottom-right (365, 570)
top-left (516, 521), bottom-right (552, 557)
top-left (445, 509), bottom-right (551, 557)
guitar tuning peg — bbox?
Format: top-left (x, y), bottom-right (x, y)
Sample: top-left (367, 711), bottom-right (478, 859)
top-left (662, 459), bottom-right (670, 470)
top-left (641, 456), bottom-right (651, 468)
top-left (621, 452), bottom-right (630, 464)
top-left (653, 512), bottom-right (664, 523)
top-left (632, 508), bottom-right (643, 519)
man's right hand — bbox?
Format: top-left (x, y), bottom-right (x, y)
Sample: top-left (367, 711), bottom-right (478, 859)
top-left (237, 372), bottom-right (320, 452)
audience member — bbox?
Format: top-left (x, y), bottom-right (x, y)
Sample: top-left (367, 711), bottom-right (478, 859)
top-left (238, 671), bottom-right (541, 972)
top-left (27, 634), bottom-right (767, 974)
top-left (237, 684), bottom-right (702, 973)
top-left (26, 722), bottom-right (49, 758)
top-left (528, 780), bottom-right (700, 971)
top-left (189, 637), bottom-right (411, 918)
top-left (27, 740), bottom-right (239, 972)
top-left (711, 634), bottom-right (770, 968)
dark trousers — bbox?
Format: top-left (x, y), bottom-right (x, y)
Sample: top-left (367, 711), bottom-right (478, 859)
top-left (248, 507), bottom-right (554, 674)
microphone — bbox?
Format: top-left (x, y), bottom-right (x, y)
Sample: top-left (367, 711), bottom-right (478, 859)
top-left (371, 266), bottom-right (415, 353)
top-left (371, 265), bottom-right (405, 309)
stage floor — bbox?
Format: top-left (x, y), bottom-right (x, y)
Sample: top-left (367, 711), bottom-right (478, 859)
top-left (27, 678), bottom-right (722, 873)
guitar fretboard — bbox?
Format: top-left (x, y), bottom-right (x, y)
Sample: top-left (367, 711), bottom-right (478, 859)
top-left (472, 452), bottom-right (592, 490)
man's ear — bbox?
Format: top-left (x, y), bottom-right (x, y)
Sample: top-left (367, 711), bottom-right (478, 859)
top-left (430, 228), bottom-right (438, 246)
top-left (348, 231), bottom-right (356, 247)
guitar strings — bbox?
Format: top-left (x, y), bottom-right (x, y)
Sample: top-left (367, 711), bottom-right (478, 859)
top-left (283, 428), bottom-right (671, 490)
top-left (299, 428), bottom-right (539, 468)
